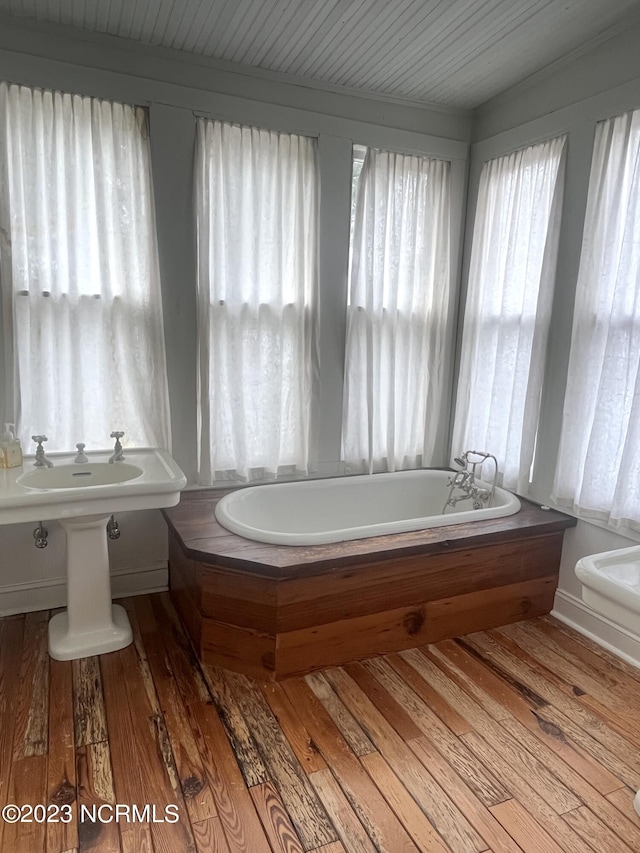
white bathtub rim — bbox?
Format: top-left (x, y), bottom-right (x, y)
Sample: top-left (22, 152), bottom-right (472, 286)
top-left (215, 470), bottom-right (521, 546)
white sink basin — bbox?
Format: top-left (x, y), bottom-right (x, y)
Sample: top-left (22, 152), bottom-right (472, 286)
top-left (0, 446), bottom-right (187, 662)
top-left (18, 462), bottom-right (143, 490)
top-left (0, 447), bottom-right (186, 524)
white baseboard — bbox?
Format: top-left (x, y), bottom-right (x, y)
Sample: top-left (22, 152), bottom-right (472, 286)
top-left (0, 562), bottom-right (168, 617)
top-left (552, 588), bottom-right (640, 671)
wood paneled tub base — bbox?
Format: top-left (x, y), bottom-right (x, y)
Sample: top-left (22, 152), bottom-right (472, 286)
top-left (163, 490), bottom-right (576, 681)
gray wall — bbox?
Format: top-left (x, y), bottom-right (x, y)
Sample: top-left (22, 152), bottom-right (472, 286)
top-left (0, 14), bottom-right (469, 613)
top-left (462, 21), bottom-right (640, 660)
top-left (473, 19), bottom-right (640, 143)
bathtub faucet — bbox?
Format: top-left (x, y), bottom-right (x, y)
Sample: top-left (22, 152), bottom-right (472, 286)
top-left (442, 450), bottom-right (498, 513)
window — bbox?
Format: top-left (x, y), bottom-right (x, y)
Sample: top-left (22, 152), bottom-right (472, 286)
top-left (452, 136), bottom-right (566, 491)
top-left (341, 145), bottom-right (451, 473)
top-left (553, 109), bottom-right (640, 531)
top-left (195, 118), bottom-right (319, 483)
top-left (0, 82), bottom-right (170, 451)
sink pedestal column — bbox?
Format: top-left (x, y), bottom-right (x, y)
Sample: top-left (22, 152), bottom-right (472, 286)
top-left (48, 514), bottom-right (132, 661)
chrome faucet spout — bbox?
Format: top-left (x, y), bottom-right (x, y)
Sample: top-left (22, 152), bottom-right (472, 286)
top-left (74, 443), bottom-right (88, 464)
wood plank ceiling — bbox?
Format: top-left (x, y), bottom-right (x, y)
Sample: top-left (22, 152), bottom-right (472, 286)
top-left (1, 0), bottom-right (640, 108)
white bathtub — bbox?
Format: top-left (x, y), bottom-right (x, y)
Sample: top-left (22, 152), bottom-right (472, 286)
top-left (214, 469), bottom-right (521, 545)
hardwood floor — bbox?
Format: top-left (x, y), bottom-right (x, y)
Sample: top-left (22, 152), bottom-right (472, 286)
top-left (2, 594), bottom-right (640, 852)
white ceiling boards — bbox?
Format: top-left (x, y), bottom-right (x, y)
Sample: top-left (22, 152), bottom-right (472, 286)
top-left (1, 0), bottom-right (639, 109)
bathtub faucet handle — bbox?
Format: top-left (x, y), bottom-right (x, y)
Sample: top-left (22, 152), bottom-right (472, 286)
top-left (447, 470), bottom-right (470, 488)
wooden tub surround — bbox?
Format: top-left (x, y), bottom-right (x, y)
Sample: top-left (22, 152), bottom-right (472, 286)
top-left (163, 490), bottom-right (576, 681)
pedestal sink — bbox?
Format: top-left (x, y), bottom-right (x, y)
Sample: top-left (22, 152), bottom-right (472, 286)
top-left (0, 448), bottom-right (187, 660)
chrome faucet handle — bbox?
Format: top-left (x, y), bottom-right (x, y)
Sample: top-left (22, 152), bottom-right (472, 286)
top-left (32, 435), bottom-right (53, 468)
top-left (447, 470), bottom-right (469, 489)
top-left (109, 430), bottom-right (125, 463)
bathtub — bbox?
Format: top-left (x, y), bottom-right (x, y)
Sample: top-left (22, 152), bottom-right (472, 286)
top-left (166, 485), bottom-right (573, 679)
top-left (214, 468), bottom-right (521, 545)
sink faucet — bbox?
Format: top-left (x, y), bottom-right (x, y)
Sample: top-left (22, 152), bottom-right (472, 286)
top-left (109, 431), bottom-right (125, 463)
top-left (32, 435), bottom-right (53, 468)
top-left (73, 443), bottom-right (88, 464)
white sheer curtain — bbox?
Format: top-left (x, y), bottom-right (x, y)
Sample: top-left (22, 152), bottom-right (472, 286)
top-left (553, 110), bottom-right (640, 531)
top-left (0, 82), bottom-right (170, 452)
top-left (341, 147), bottom-right (451, 473)
top-left (195, 118), bottom-right (319, 483)
top-left (452, 136), bottom-right (566, 492)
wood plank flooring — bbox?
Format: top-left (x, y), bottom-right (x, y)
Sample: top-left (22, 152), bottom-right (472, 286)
top-left (1, 594), bottom-right (640, 852)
